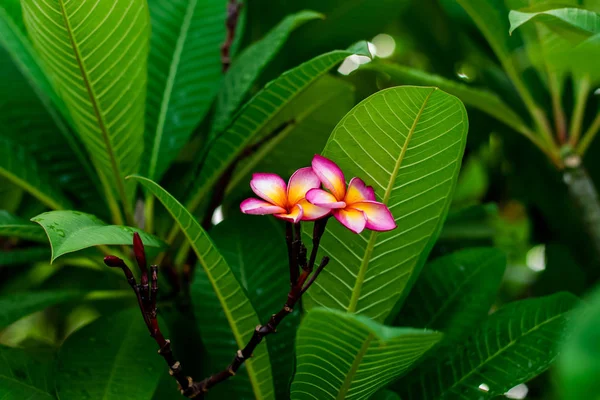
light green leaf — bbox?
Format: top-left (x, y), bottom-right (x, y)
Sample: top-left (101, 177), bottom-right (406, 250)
top-left (559, 286), bottom-right (600, 399)
top-left (290, 308), bottom-right (442, 400)
top-left (0, 290), bottom-right (83, 329)
top-left (185, 42), bottom-right (372, 213)
top-left (0, 345), bottom-right (55, 400)
top-left (55, 308), bottom-right (164, 400)
top-left (31, 211), bottom-right (165, 262)
top-left (0, 138), bottom-right (71, 210)
top-left (0, 210), bottom-right (47, 242)
top-left (399, 292), bottom-right (579, 399)
top-left (0, 248), bottom-right (50, 266)
top-left (509, 7), bottom-right (600, 37)
top-left (304, 86), bottom-right (468, 322)
top-left (211, 214), bottom-right (298, 399)
top-left (211, 10), bottom-right (323, 135)
top-left (395, 248), bottom-right (506, 345)
top-left (131, 176), bottom-right (275, 400)
top-left (365, 62), bottom-right (530, 135)
top-left (143, 0), bottom-right (227, 182)
top-left (21, 0), bottom-right (150, 221)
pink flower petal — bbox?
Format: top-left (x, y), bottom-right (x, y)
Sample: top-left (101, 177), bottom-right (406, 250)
top-left (345, 177), bottom-right (376, 205)
top-left (312, 155), bottom-right (346, 200)
top-left (287, 167), bottom-right (321, 206)
top-left (351, 201), bottom-right (397, 231)
top-left (306, 188), bottom-right (346, 209)
top-left (240, 198), bottom-right (287, 215)
top-left (250, 173), bottom-right (288, 208)
top-left (297, 199), bottom-right (331, 221)
top-left (274, 204), bottom-right (304, 223)
top-left (333, 208), bottom-right (367, 234)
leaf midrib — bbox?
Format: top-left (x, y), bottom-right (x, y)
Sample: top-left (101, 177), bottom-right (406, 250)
top-left (336, 332), bottom-right (375, 400)
top-left (147, 0), bottom-right (197, 180)
top-left (56, 0), bottom-right (129, 222)
top-left (346, 88), bottom-right (437, 314)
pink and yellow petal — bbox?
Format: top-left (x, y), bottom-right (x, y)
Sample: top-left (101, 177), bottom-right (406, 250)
top-left (297, 199), bottom-right (330, 221)
top-left (250, 173), bottom-right (287, 208)
top-left (311, 155), bottom-right (346, 200)
top-left (333, 208), bottom-right (367, 234)
top-left (351, 201), bottom-right (396, 231)
top-left (240, 198), bottom-right (287, 215)
top-left (306, 188), bottom-right (346, 209)
top-left (345, 177), bottom-right (376, 204)
top-left (287, 167), bottom-right (321, 206)
top-left (274, 204), bottom-right (304, 223)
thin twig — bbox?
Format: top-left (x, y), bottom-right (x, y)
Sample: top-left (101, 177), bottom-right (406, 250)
top-left (221, 0), bottom-right (243, 72)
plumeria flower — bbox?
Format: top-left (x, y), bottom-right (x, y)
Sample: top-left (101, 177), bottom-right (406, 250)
top-left (240, 168), bottom-right (330, 223)
top-left (306, 155), bottom-right (397, 234)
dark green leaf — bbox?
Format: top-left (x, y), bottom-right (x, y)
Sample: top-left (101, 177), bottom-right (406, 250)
top-left (399, 292), bottom-right (579, 399)
top-left (55, 308), bottom-right (164, 400)
top-left (131, 176), bottom-right (276, 399)
top-left (291, 308), bottom-right (442, 400)
top-left (0, 290), bottom-right (83, 329)
top-left (0, 210), bottom-right (46, 242)
top-left (0, 345), bottom-right (55, 400)
top-left (143, 0), bottom-right (227, 182)
top-left (395, 248), bottom-right (506, 345)
top-left (0, 248), bottom-right (50, 266)
top-left (304, 86), bottom-right (468, 322)
top-left (31, 211), bottom-right (165, 262)
top-left (211, 10), bottom-right (323, 135)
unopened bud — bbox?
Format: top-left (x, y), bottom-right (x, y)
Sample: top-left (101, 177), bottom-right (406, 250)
top-left (132, 232), bottom-right (147, 270)
top-left (104, 255), bottom-right (126, 268)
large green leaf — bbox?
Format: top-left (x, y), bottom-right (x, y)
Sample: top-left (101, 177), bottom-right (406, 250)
top-left (185, 42), bottom-right (371, 213)
top-left (509, 7), bottom-right (600, 37)
top-left (0, 345), bottom-right (55, 400)
top-left (399, 292), bottom-right (579, 399)
top-left (395, 248), bottom-right (506, 345)
top-left (55, 308), bottom-right (164, 400)
top-left (365, 62), bottom-right (530, 135)
top-left (0, 210), bottom-right (46, 242)
top-left (304, 86), bottom-right (468, 322)
top-left (131, 176), bottom-right (275, 400)
top-left (143, 0), bottom-right (226, 182)
top-left (0, 1), bottom-right (95, 198)
top-left (31, 211), bottom-right (165, 262)
top-left (21, 0), bottom-right (150, 221)
top-left (211, 214), bottom-right (298, 399)
top-left (210, 10), bottom-right (323, 135)
top-left (0, 290), bottom-right (83, 329)
top-left (290, 308), bottom-right (442, 400)
top-left (0, 138), bottom-right (71, 210)
top-left (559, 286), bottom-right (600, 399)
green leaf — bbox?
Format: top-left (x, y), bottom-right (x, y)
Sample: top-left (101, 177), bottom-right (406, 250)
top-left (365, 62), bottom-right (530, 135)
top-left (31, 211), bottom-right (165, 262)
top-left (370, 390), bottom-right (401, 400)
top-left (0, 248), bottom-right (50, 266)
top-left (21, 0), bottom-right (150, 221)
top-left (395, 248), bottom-right (506, 345)
top-left (509, 7), bottom-right (600, 37)
top-left (304, 86), bottom-right (468, 322)
top-left (185, 42), bottom-right (372, 212)
top-left (290, 308), bottom-right (443, 400)
top-left (0, 210), bottom-right (47, 242)
top-left (211, 214), bottom-right (298, 399)
top-left (0, 345), bottom-right (55, 400)
top-left (0, 1), bottom-right (96, 198)
top-left (559, 286), bottom-right (600, 399)
top-left (55, 308), bottom-right (164, 400)
top-left (143, 0), bottom-right (227, 182)
top-left (0, 290), bottom-right (83, 329)
top-left (131, 176), bottom-right (276, 400)
top-left (399, 292), bottom-right (579, 399)
top-left (0, 138), bottom-right (72, 210)
top-left (211, 10), bottom-right (324, 135)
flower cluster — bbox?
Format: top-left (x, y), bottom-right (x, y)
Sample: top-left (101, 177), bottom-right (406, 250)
top-left (240, 155), bottom-right (396, 234)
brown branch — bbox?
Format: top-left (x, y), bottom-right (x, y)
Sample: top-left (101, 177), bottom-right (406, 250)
top-left (106, 218), bottom-right (329, 398)
top-left (221, 0), bottom-right (243, 72)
